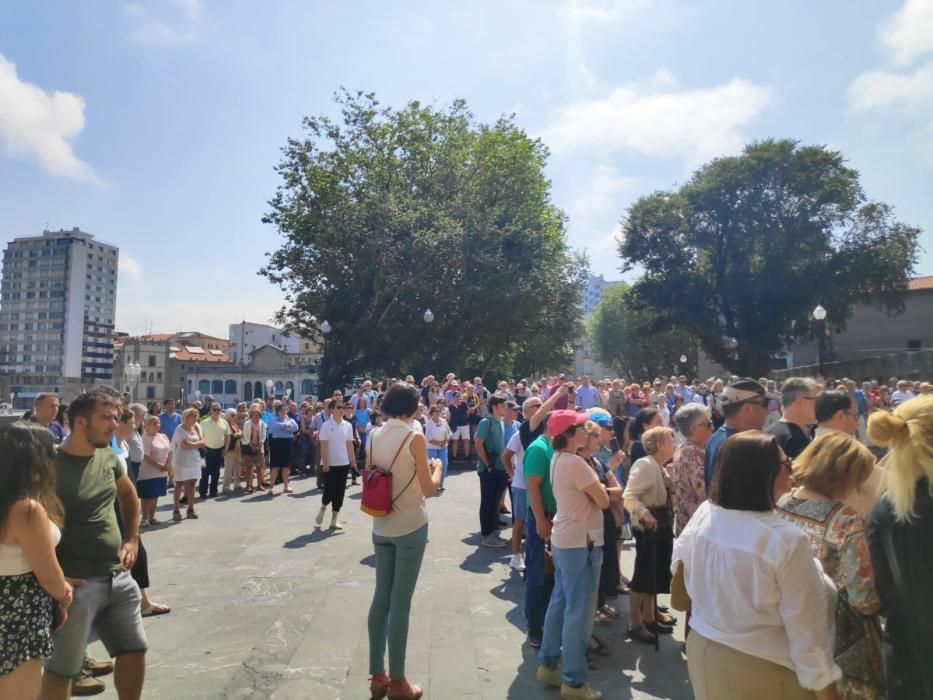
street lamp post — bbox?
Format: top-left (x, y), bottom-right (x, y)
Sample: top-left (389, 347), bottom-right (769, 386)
top-left (125, 361), bottom-right (141, 402)
top-left (319, 320), bottom-right (331, 398)
top-left (423, 308), bottom-right (434, 375)
top-left (812, 304), bottom-right (827, 379)
top-left (265, 379), bottom-right (274, 400)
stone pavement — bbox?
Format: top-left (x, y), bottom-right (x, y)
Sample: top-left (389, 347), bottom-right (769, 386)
top-left (90, 466), bottom-right (692, 699)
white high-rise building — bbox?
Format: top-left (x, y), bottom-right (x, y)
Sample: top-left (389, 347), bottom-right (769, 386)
top-left (0, 228), bottom-right (119, 402)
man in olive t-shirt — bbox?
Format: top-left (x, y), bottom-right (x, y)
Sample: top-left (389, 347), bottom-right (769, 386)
top-left (42, 390), bottom-right (147, 700)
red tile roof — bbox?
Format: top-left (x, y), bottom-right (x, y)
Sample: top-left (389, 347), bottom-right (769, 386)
top-left (909, 275), bottom-right (933, 291)
top-left (170, 347), bottom-right (231, 363)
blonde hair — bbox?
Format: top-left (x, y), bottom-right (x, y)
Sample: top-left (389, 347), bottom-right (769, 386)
top-left (867, 395), bottom-right (933, 520)
top-left (792, 432), bottom-right (874, 499)
top-left (182, 407), bottom-right (199, 422)
top-left (643, 426), bottom-right (674, 455)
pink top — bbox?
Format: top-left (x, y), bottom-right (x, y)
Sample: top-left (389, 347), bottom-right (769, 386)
top-left (140, 433), bottom-right (172, 481)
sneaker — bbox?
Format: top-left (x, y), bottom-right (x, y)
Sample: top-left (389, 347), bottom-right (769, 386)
top-left (526, 628), bottom-right (543, 648)
top-left (561, 682), bottom-right (602, 699)
top-left (509, 553), bottom-right (525, 571)
top-left (314, 508), bottom-right (325, 526)
top-left (71, 670), bottom-right (105, 696)
top-left (482, 536), bottom-right (507, 548)
top-left (83, 657), bottom-right (114, 677)
top-left (329, 521), bottom-right (343, 530)
top-left (536, 665), bottom-right (562, 688)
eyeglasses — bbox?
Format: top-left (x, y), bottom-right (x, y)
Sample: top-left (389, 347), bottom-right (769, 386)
top-left (695, 420), bottom-right (713, 429)
top-left (211, 408), bottom-right (221, 412)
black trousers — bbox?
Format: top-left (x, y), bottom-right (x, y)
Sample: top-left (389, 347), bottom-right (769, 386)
top-left (599, 510), bottom-right (620, 598)
top-left (323, 465), bottom-right (350, 511)
top-left (479, 468), bottom-right (507, 536)
top-left (200, 447), bottom-right (223, 497)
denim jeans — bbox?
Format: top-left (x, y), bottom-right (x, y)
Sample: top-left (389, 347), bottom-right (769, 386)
top-left (478, 469), bottom-right (506, 536)
top-left (523, 508), bottom-right (554, 633)
top-left (368, 524), bottom-right (429, 678)
top-left (539, 545), bottom-right (603, 687)
top-left (428, 446), bottom-right (448, 486)
top-left (200, 447), bottom-right (223, 497)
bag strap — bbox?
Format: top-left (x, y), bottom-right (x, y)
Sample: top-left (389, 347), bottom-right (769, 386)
top-left (880, 522), bottom-right (933, 698)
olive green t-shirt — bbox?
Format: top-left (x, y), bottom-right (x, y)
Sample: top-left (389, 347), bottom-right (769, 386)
top-left (55, 447), bottom-right (124, 579)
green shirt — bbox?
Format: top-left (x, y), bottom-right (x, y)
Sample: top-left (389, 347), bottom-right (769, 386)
top-left (475, 416), bottom-right (506, 472)
top-left (55, 447), bottom-right (125, 579)
top-left (523, 434), bottom-right (556, 514)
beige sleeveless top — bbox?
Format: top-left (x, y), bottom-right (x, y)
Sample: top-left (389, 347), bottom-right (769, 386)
top-left (369, 419), bottom-right (428, 538)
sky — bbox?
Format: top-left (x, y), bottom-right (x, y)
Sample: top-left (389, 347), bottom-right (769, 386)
top-left (1, 0), bottom-right (931, 338)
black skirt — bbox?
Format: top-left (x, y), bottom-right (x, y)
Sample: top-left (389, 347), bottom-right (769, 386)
top-left (630, 527), bottom-right (673, 595)
top-left (0, 572), bottom-right (54, 675)
top-left (268, 437), bottom-right (293, 469)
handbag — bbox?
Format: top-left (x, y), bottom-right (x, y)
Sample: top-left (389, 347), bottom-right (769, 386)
top-left (360, 432), bottom-right (414, 518)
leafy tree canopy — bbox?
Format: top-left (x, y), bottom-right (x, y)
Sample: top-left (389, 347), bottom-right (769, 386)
top-left (589, 283), bottom-right (696, 380)
top-left (618, 139), bottom-right (920, 377)
top-left (262, 90), bottom-right (586, 391)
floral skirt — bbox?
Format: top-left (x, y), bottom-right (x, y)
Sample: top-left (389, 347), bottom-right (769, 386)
top-left (0, 572), bottom-right (55, 675)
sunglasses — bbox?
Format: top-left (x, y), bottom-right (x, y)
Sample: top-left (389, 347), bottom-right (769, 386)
top-left (211, 408), bottom-right (221, 412)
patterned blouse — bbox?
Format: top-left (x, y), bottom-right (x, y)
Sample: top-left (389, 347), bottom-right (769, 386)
top-left (670, 440), bottom-right (706, 536)
top-left (776, 494), bottom-right (884, 700)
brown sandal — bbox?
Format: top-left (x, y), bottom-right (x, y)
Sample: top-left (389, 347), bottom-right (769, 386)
top-left (186, 510), bottom-right (199, 519)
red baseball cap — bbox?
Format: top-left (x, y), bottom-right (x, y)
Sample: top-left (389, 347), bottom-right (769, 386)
top-left (547, 409), bottom-right (589, 437)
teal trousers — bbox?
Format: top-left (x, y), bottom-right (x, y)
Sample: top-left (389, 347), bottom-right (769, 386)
top-left (368, 524), bottom-right (429, 678)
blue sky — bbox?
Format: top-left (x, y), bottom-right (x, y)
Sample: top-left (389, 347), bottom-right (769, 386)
top-left (1, 0), bottom-right (931, 337)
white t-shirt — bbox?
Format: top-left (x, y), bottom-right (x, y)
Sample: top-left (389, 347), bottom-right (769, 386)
top-left (506, 431), bottom-right (526, 489)
top-left (891, 390), bottom-right (915, 406)
top-left (550, 452), bottom-right (603, 549)
top-left (319, 419), bottom-right (355, 465)
top-left (424, 418), bottom-right (450, 446)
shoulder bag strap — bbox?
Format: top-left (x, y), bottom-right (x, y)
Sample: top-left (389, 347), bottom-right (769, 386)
top-left (390, 432), bottom-right (417, 507)
top-left (881, 522), bottom-right (933, 698)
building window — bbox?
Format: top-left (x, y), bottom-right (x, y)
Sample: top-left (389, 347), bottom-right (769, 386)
top-left (148, 355), bottom-right (156, 367)
top-left (244, 382), bottom-right (253, 401)
top-left (301, 378), bottom-right (313, 395)
top-left (908, 339), bottom-right (922, 351)
top-left (211, 379), bottom-right (223, 394)
top-left (274, 381), bottom-right (284, 395)
top-left (146, 386), bottom-right (156, 399)
top-left (224, 380), bottom-right (237, 395)
top-left (198, 379), bottom-right (210, 396)
top-left (285, 381), bottom-right (294, 396)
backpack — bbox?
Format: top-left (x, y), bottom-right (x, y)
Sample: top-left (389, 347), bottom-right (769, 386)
top-left (360, 431), bottom-right (415, 517)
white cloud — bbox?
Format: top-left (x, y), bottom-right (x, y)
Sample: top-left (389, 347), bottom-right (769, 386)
top-left (538, 75), bottom-right (772, 164)
top-left (881, 0), bottom-right (933, 67)
top-left (570, 165), bottom-right (638, 216)
top-left (118, 253), bottom-right (144, 283)
top-left (561, 0), bottom-right (648, 23)
top-left (126, 0), bottom-right (204, 46)
top-left (0, 54), bottom-right (101, 184)
top-left (849, 60), bottom-right (933, 112)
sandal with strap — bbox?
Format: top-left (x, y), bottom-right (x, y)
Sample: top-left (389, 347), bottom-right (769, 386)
top-left (627, 625), bottom-right (658, 645)
top-left (173, 510), bottom-right (182, 522)
top-left (387, 678), bottom-right (423, 700)
top-left (368, 673), bottom-right (389, 700)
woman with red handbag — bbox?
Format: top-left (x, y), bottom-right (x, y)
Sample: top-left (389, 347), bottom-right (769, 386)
top-left (365, 383), bottom-right (441, 700)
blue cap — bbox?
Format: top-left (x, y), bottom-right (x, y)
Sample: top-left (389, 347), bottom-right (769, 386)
top-left (587, 410), bottom-right (613, 427)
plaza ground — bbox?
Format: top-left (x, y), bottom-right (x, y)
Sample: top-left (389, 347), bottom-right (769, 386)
top-left (89, 465), bottom-right (691, 699)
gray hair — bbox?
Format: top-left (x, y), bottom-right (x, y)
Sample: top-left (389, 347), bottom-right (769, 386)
top-left (129, 402), bottom-right (147, 417)
top-left (673, 403), bottom-right (709, 436)
top-left (780, 377), bottom-right (819, 408)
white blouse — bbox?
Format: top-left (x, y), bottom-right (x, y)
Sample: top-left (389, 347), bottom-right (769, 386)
top-left (671, 501), bottom-right (841, 691)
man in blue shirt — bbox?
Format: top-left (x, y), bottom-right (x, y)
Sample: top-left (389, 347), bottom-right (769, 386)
top-left (704, 378), bottom-right (769, 489)
top-left (475, 396), bottom-right (508, 547)
top-left (31, 393), bottom-right (64, 444)
top-left (159, 399), bottom-right (181, 438)
top-left (574, 375), bottom-right (600, 410)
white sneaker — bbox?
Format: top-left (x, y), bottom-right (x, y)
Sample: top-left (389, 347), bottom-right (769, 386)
top-left (314, 508), bottom-right (325, 526)
top-left (329, 520), bottom-right (343, 530)
top-left (509, 553), bottom-right (525, 571)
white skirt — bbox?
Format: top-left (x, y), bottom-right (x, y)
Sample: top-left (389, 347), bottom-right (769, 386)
top-left (174, 457), bottom-right (203, 482)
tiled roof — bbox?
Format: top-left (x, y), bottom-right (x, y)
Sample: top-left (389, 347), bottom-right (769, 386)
top-left (140, 333), bottom-right (175, 342)
top-left (909, 275), bottom-right (933, 291)
top-left (170, 346), bottom-right (231, 363)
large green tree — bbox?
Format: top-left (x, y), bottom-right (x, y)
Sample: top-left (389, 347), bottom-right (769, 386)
top-left (262, 90), bottom-right (585, 391)
top-left (589, 283), bottom-right (696, 380)
top-left (618, 139), bottom-right (920, 377)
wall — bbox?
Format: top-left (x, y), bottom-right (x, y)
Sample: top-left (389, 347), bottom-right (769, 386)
top-left (772, 349), bottom-right (933, 382)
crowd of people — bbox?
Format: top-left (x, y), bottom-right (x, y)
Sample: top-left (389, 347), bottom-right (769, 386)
top-left (1, 371), bottom-right (932, 699)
